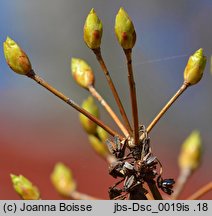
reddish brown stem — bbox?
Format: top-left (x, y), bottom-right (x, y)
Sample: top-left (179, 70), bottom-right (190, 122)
top-left (186, 182), bottom-right (212, 200)
top-left (88, 85), bottom-right (129, 137)
top-left (172, 168), bottom-right (191, 200)
top-left (27, 70), bottom-right (123, 139)
top-left (147, 180), bottom-right (163, 200)
top-left (92, 48), bottom-right (132, 135)
top-left (124, 49), bottom-right (139, 146)
top-left (145, 82), bottom-right (189, 136)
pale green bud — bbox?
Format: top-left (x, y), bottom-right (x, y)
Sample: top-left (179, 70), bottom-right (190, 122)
top-left (115, 7), bottom-right (136, 49)
top-left (10, 174), bottom-right (40, 200)
top-left (50, 163), bottom-right (76, 196)
top-left (88, 135), bottom-right (109, 158)
top-left (3, 37), bottom-right (32, 75)
top-left (179, 130), bottom-right (202, 171)
top-left (96, 126), bottom-right (108, 142)
top-left (184, 49), bottom-right (207, 85)
top-left (84, 8), bottom-right (103, 49)
top-left (71, 58), bottom-right (94, 89)
top-left (79, 96), bottom-right (99, 134)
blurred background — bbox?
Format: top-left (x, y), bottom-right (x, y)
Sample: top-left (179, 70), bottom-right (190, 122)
top-left (0, 0), bottom-right (211, 199)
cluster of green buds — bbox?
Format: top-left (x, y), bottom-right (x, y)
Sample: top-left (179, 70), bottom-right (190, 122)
top-left (84, 7), bottom-right (136, 50)
top-left (79, 97), bottom-right (110, 160)
top-left (71, 58), bottom-right (111, 160)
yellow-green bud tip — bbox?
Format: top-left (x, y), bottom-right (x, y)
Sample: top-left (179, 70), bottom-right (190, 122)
top-left (184, 48), bottom-right (207, 85)
top-left (79, 96), bottom-right (99, 134)
top-left (3, 37), bottom-right (32, 75)
top-left (71, 58), bottom-right (94, 89)
top-left (10, 174), bottom-right (40, 200)
top-left (115, 7), bottom-right (136, 49)
top-left (50, 162), bottom-right (76, 197)
top-left (179, 130), bottom-right (202, 171)
top-left (84, 8), bottom-right (103, 49)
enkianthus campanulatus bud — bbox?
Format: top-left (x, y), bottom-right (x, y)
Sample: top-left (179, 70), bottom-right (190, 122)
top-left (79, 96), bottom-right (99, 134)
top-left (184, 48), bottom-right (206, 85)
top-left (178, 130), bottom-right (202, 172)
top-left (3, 37), bottom-right (32, 75)
top-left (115, 7), bottom-right (136, 49)
top-left (71, 58), bottom-right (94, 89)
top-left (88, 135), bottom-right (109, 158)
top-left (10, 174), bottom-right (40, 200)
top-left (96, 126), bottom-right (108, 143)
top-left (50, 163), bottom-right (76, 197)
top-left (84, 8), bottom-right (103, 49)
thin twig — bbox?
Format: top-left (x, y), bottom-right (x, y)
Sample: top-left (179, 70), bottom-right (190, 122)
top-left (143, 182), bottom-right (154, 200)
top-left (88, 85), bottom-right (129, 137)
top-left (172, 168), bottom-right (191, 200)
top-left (186, 182), bottom-right (212, 200)
top-left (146, 193), bottom-right (154, 200)
top-left (145, 82), bottom-right (189, 137)
top-left (124, 49), bottom-right (139, 146)
top-left (26, 70), bottom-right (124, 139)
top-left (70, 191), bottom-right (100, 200)
top-left (147, 180), bottom-right (163, 200)
top-left (92, 48), bottom-right (133, 135)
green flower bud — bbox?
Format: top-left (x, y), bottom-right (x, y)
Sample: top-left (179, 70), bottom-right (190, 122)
top-left (96, 126), bottom-right (108, 142)
top-left (50, 163), bottom-right (76, 196)
top-left (10, 174), bottom-right (40, 200)
top-left (71, 58), bottom-right (94, 89)
top-left (88, 135), bottom-right (109, 158)
top-left (184, 48), bottom-right (207, 85)
top-left (84, 8), bottom-right (103, 49)
top-left (79, 96), bottom-right (99, 134)
top-left (179, 130), bottom-right (202, 171)
top-left (115, 7), bottom-right (136, 49)
top-left (3, 37), bottom-right (32, 75)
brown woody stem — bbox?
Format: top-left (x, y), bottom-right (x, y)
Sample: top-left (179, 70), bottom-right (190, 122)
top-left (88, 85), bottom-right (129, 137)
top-left (186, 182), bottom-right (212, 200)
top-left (26, 70), bottom-right (123, 139)
top-left (124, 49), bottom-right (139, 146)
top-left (92, 48), bottom-right (133, 135)
top-left (145, 82), bottom-right (189, 136)
top-left (172, 168), bottom-right (191, 199)
top-left (147, 180), bottom-right (163, 200)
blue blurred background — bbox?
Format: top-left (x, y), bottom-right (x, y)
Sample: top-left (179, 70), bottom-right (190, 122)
top-left (0, 0), bottom-right (211, 199)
